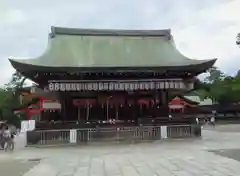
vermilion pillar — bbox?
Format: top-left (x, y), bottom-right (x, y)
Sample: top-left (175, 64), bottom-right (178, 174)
top-left (27, 109), bottom-right (31, 120)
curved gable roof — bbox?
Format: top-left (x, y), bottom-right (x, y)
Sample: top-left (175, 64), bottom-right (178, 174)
top-left (9, 26), bottom-right (216, 72)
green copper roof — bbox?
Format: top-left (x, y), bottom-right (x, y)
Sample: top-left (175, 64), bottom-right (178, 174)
top-left (9, 26), bottom-right (216, 70)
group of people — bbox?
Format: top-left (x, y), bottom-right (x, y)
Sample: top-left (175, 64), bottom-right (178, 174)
top-left (195, 116), bottom-right (215, 127)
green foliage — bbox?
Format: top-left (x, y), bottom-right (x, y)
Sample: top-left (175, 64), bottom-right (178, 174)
top-left (195, 67), bottom-right (240, 104)
top-left (0, 71), bottom-right (26, 128)
top-left (0, 88), bottom-right (21, 127)
top-left (204, 66), bottom-right (225, 83)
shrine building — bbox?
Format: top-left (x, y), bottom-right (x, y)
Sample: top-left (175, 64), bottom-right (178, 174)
top-left (9, 27), bottom-right (216, 125)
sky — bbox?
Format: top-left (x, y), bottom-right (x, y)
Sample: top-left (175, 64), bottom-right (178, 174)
top-left (0, 0), bottom-right (240, 85)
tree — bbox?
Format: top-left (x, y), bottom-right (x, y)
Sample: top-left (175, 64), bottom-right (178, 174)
top-left (0, 87), bottom-right (20, 126)
top-left (0, 71), bottom-right (27, 127)
top-left (237, 33), bottom-right (240, 46)
top-left (204, 66), bottom-right (225, 83)
top-left (194, 67), bottom-right (240, 104)
top-left (191, 66), bottom-right (240, 104)
top-left (236, 69), bottom-right (240, 77)
top-left (5, 71), bottom-right (26, 89)
top-left (0, 88), bottom-right (12, 120)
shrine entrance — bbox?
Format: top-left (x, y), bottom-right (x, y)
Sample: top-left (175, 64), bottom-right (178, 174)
top-left (67, 91), bottom-right (168, 122)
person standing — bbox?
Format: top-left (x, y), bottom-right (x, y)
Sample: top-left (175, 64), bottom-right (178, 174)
top-left (3, 126), bottom-right (10, 149)
top-left (210, 116), bottom-right (215, 127)
top-left (204, 117), bottom-right (209, 126)
top-left (3, 126), bottom-right (11, 139)
top-left (196, 117), bottom-right (199, 124)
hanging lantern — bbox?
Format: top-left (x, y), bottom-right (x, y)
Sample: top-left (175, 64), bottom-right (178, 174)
top-left (138, 99), bottom-right (150, 107)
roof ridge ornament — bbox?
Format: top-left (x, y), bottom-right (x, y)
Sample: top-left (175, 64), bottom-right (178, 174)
top-left (49, 26), bottom-right (56, 38)
top-left (50, 26), bottom-right (171, 37)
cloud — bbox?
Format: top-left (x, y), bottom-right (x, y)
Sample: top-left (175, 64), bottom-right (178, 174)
top-left (0, 0), bottom-right (240, 86)
top-left (173, 0), bottom-right (240, 73)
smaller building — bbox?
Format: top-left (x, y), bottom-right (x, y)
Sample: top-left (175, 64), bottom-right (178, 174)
top-left (169, 95), bottom-right (213, 112)
top-left (184, 96), bottom-right (213, 106)
top-left (168, 95), bottom-right (199, 112)
top-left (13, 86), bottom-right (61, 120)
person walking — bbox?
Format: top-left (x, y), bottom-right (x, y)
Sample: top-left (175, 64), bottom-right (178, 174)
top-left (3, 126), bottom-right (14, 151)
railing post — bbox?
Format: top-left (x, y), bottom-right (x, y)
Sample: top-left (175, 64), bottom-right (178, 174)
top-left (117, 128), bottom-right (120, 143)
top-left (161, 126), bottom-right (167, 139)
top-left (192, 124), bottom-right (201, 137)
top-left (69, 129), bottom-right (77, 144)
top-left (14, 131), bottom-right (27, 149)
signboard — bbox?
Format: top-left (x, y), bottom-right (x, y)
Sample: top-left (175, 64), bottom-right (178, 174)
top-left (42, 101), bottom-right (61, 109)
top-left (20, 120), bottom-right (35, 133)
top-left (48, 80), bottom-right (186, 91)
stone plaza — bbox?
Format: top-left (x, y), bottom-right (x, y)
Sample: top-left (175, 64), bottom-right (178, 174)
top-left (1, 125), bottom-right (240, 176)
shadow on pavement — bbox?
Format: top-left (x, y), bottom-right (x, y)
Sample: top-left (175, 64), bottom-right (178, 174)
top-left (210, 149), bottom-right (240, 163)
top-left (0, 158), bottom-right (39, 176)
top-left (204, 124), bottom-right (240, 133)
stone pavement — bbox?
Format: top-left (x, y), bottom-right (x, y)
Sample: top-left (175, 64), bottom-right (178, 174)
top-left (0, 155), bottom-right (38, 176)
top-left (3, 125), bottom-right (240, 176)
